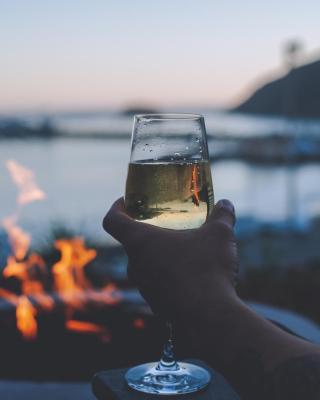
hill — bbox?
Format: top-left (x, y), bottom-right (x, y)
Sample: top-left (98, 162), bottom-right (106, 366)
top-left (234, 59), bottom-right (320, 118)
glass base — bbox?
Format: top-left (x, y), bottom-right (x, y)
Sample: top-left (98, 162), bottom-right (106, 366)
top-left (125, 361), bottom-right (211, 395)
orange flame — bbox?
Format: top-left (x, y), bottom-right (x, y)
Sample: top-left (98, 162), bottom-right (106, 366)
top-left (16, 296), bottom-right (38, 340)
top-left (2, 217), bottom-right (31, 260)
top-left (4, 253), bottom-right (46, 290)
top-left (5, 160), bottom-right (46, 206)
top-left (52, 238), bottom-right (96, 297)
top-left (0, 288), bottom-right (18, 306)
top-left (2, 160), bottom-right (120, 342)
top-left (1, 159), bottom-right (48, 339)
top-left (66, 320), bottom-right (111, 342)
top-left (3, 253), bottom-right (54, 313)
top-left (3, 256), bottom-right (29, 280)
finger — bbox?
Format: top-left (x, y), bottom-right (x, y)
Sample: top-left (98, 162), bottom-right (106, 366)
top-left (206, 199), bottom-right (236, 228)
top-left (102, 197), bottom-right (157, 246)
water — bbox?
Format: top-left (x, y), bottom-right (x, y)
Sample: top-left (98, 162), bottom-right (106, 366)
top-left (0, 138), bottom-right (128, 245)
top-left (1, 108), bottom-right (320, 244)
top-left (0, 136), bottom-right (319, 247)
top-left (4, 109), bottom-right (320, 138)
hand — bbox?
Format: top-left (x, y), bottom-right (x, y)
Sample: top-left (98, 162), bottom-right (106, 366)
top-left (104, 198), bottom-right (320, 400)
top-left (103, 198), bottom-right (239, 323)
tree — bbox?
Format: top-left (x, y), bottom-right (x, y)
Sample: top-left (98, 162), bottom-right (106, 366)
top-left (282, 39), bottom-right (304, 70)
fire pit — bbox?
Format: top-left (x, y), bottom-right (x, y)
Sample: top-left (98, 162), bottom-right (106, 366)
top-left (0, 160), bottom-right (166, 381)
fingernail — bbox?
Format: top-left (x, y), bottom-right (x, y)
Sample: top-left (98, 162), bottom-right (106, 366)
top-left (216, 199), bottom-right (235, 214)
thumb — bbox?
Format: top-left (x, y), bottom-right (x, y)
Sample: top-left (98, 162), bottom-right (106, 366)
top-left (205, 199), bottom-right (236, 229)
top-left (102, 197), bottom-right (158, 247)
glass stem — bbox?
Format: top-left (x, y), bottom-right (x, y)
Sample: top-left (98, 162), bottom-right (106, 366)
top-left (156, 321), bottom-right (179, 371)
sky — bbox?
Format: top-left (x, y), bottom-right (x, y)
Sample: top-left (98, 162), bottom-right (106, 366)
top-left (1, 0), bottom-right (319, 112)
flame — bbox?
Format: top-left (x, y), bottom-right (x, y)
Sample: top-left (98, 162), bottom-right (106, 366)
top-left (4, 253), bottom-right (46, 291)
top-left (1, 159), bottom-right (48, 339)
top-left (0, 288), bottom-right (18, 306)
top-left (52, 238), bottom-right (100, 321)
top-left (1, 159), bottom-right (121, 343)
top-left (3, 256), bottom-right (29, 280)
top-left (191, 165), bottom-right (200, 206)
top-left (51, 239), bottom-right (118, 323)
top-left (5, 160), bottom-right (46, 206)
top-left (66, 320), bottom-right (111, 342)
top-left (52, 238), bottom-right (96, 297)
top-left (2, 217), bottom-right (31, 260)
top-left (3, 253), bottom-right (54, 313)
top-left (16, 296), bottom-right (38, 340)
top-left (2, 160), bottom-right (45, 261)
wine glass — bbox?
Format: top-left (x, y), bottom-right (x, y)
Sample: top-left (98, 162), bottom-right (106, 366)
top-left (124, 114), bottom-right (214, 395)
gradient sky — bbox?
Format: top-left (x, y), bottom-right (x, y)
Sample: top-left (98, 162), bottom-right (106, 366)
top-left (1, 0), bottom-right (319, 112)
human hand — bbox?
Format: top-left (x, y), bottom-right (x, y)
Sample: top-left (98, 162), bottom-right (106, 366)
top-left (103, 198), bottom-right (239, 323)
top-left (104, 199), bottom-right (320, 400)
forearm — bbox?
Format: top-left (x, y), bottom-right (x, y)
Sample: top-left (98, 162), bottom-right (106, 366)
top-left (177, 296), bottom-right (320, 399)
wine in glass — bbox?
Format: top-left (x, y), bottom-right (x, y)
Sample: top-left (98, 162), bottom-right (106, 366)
top-left (124, 114), bottom-right (214, 395)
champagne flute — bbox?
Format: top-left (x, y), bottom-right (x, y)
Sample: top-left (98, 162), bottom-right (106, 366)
top-left (124, 114), bottom-right (214, 395)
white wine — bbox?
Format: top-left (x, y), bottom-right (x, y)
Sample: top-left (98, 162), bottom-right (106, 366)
top-left (124, 115), bottom-right (213, 394)
top-left (125, 161), bottom-right (214, 229)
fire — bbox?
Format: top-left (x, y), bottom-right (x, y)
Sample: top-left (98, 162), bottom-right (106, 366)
top-left (16, 296), bottom-right (38, 340)
top-left (1, 159), bottom-right (50, 339)
top-left (66, 320), bottom-right (111, 342)
top-left (52, 237), bottom-right (99, 319)
top-left (0, 288), bottom-right (18, 306)
top-left (3, 256), bottom-right (29, 280)
top-left (52, 238), bottom-right (96, 296)
top-left (5, 160), bottom-right (46, 206)
top-left (1, 159), bottom-right (121, 342)
top-left (2, 217), bottom-right (31, 261)
top-left (51, 238), bottom-right (122, 333)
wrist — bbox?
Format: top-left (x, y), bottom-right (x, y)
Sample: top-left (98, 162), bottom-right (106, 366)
top-left (173, 294), bottom-right (242, 363)
top-left (173, 280), bottom-right (241, 331)
top-left (173, 275), bottom-right (239, 320)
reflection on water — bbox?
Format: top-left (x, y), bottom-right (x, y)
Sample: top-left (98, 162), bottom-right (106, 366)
top-left (214, 161), bottom-right (320, 224)
top-left (0, 138), bottom-right (319, 243)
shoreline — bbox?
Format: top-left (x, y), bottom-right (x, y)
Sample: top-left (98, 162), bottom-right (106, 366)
top-left (1, 131), bottom-right (319, 165)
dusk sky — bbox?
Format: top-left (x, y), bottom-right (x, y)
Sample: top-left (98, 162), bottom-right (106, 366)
top-left (1, 0), bottom-right (319, 112)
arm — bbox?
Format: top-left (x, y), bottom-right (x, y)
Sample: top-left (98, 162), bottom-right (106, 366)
top-left (181, 294), bottom-right (320, 399)
top-left (103, 198), bottom-right (320, 399)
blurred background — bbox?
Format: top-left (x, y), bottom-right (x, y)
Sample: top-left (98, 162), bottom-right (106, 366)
top-left (0, 0), bottom-right (319, 381)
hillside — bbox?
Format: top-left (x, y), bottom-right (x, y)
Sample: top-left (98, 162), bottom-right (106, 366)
top-left (234, 59), bottom-right (320, 118)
